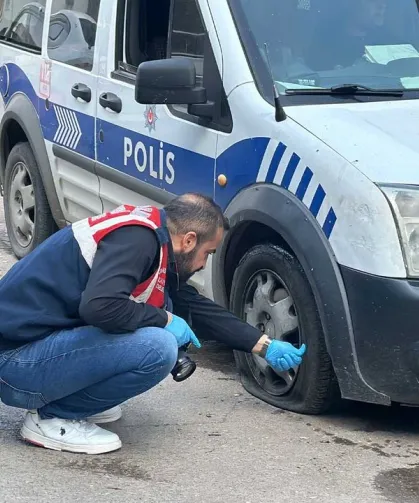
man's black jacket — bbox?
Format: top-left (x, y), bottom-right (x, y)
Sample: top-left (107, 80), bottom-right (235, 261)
top-left (79, 225), bottom-right (261, 352)
top-left (0, 220), bottom-right (261, 352)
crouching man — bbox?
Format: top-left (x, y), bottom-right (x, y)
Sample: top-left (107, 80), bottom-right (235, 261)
top-left (0, 193), bottom-right (305, 454)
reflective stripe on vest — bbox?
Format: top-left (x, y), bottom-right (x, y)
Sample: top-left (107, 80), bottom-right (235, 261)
top-left (72, 204), bottom-right (168, 308)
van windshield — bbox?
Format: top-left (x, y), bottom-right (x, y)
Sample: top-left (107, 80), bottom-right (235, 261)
top-left (230, 0), bottom-right (419, 94)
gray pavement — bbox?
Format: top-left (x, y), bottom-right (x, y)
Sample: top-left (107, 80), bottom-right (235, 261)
top-left (1, 200), bottom-right (419, 503)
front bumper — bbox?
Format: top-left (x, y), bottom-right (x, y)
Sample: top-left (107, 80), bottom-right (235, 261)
top-left (341, 265), bottom-right (419, 405)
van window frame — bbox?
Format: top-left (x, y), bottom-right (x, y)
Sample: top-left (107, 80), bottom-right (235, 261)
top-left (166, 0), bottom-right (233, 133)
top-left (112, 0), bottom-right (233, 134)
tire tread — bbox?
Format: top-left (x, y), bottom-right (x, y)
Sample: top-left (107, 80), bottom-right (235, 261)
top-left (231, 244), bottom-right (339, 415)
top-left (3, 142), bottom-right (57, 259)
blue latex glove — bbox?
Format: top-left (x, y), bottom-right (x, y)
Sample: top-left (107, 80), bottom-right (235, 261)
top-left (265, 341), bottom-right (306, 372)
top-left (165, 314), bottom-right (201, 349)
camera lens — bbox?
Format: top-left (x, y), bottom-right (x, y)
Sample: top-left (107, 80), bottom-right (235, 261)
top-left (171, 348), bottom-right (197, 382)
top-left (172, 358), bottom-right (196, 382)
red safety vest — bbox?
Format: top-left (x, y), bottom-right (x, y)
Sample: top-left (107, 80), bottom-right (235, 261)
top-left (72, 204), bottom-right (168, 308)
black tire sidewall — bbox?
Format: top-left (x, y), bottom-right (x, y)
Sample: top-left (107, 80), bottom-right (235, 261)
top-left (230, 244), bottom-right (335, 413)
top-left (4, 142), bottom-right (56, 259)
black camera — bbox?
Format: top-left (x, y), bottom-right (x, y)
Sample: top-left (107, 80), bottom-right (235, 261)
top-left (171, 343), bottom-right (197, 382)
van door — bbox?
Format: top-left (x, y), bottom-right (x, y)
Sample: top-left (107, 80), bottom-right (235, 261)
top-left (40, 0), bottom-right (102, 222)
top-left (94, 0), bottom-right (231, 211)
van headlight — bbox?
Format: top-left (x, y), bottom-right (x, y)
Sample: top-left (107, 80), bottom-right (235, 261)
top-left (380, 185), bottom-right (419, 276)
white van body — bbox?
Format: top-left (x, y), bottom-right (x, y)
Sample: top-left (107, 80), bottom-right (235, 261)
top-left (1, 0), bottom-right (419, 413)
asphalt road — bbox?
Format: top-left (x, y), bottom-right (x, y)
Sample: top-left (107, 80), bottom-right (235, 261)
top-left (1, 201), bottom-right (419, 503)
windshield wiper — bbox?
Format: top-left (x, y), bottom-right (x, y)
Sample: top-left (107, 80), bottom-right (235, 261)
top-left (285, 83), bottom-right (404, 97)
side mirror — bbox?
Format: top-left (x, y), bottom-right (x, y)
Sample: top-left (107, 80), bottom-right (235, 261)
top-left (135, 58), bottom-right (207, 105)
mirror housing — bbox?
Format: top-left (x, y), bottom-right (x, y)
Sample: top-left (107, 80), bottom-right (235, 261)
top-left (135, 58), bottom-right (207, 105)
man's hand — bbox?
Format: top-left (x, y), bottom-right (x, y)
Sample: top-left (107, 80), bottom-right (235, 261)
top-left (253, 335), bottom-right (306, 372)
top-left (165, 312), bottom-right (201, 349)
top-left (265, 340), bottom-right (306, 372)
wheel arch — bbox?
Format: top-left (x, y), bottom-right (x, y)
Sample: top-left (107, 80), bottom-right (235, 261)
top-left (0, 93), bottom-right (66, 227)
top-left (213, 183), bottom-right (390, 406)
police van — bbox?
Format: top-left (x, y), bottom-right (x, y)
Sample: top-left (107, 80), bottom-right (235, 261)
top-left (1, 0), bottom-right (419, 414)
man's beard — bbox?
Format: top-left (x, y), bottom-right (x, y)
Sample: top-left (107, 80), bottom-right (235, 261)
top-left (174, 250), bottom-right (202, 283)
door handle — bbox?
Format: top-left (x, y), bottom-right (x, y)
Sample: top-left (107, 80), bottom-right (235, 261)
top-left (99, 92), bottom-right (122, 113)
top-left (71, 83), bottom-right (91, 103)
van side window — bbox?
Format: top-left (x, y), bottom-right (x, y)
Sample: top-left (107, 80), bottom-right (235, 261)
top-left (47, 0), bottom-right (101, 72)
top-left (117, 0), bottom-right (171, 74)
top-left (168, 0), bottom-right (232, 131)
top-left (116, 0), bottom-right (232, 132)
top-left (0, 1), bottom-right (46, 52)
top-left (116, 0), bottom-right (203, 80)
top-left (170, 0), bottom-right (205, 88)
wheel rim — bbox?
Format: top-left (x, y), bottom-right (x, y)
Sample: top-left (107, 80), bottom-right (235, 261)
top-left (8, 161), bottom-right (35, 248)
top-left (242, 269), bottom-right (301, 396)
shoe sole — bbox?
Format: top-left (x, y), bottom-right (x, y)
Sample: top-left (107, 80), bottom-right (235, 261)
top-left (86, 408), bottom-right (122, 424)
top-left (20, 425), bottom-right (122, 455)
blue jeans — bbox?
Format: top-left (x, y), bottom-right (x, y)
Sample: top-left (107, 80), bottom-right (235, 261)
top-left (0, 326), bottom-right (178, 420)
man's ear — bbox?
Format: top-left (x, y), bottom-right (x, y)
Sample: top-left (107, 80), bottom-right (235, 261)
top-left (182, 232), bottom-right (198, 253)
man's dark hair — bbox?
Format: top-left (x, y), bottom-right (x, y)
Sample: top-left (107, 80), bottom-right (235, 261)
top-left (164, 193), bottom-right (230, 244)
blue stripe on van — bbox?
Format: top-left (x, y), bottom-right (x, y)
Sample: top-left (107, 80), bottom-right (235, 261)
top-left (295, 167), bottom-right (313, 200)
top-left (309, 185), bottom-right (326, 217)
top-left (281, 153), bottom-right (300, 190)
top-left (323, 208), bottom-right (337, 239)
top-left (265, 142), bottom-right (287, 183)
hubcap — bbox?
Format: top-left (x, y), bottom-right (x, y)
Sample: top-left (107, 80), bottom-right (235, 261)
top-left (243, 270), bottom-right (300, 396)
top-left (9, 162), bottom-right (35, 248)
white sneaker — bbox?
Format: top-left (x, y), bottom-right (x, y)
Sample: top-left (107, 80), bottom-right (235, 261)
top-left (86, 405), bottom-right (122, 424)
top-left (20, 411), bottom-right (122, 454)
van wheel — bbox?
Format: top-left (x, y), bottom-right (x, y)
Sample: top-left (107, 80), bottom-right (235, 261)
top-left (230, 244), bottom-right (339, 414)
top-left (3, 142), bottom-right (57, 259)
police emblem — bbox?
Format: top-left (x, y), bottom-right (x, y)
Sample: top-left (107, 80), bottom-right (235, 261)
top-left (144, 105), bottom-right (158, 133)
